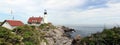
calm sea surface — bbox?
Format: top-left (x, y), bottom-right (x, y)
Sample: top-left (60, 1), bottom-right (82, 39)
top-left (66, 25), bottom-right (114, 38)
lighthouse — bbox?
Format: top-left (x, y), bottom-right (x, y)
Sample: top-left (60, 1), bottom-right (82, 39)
top-left (43, 9), bottom-right (48, 23)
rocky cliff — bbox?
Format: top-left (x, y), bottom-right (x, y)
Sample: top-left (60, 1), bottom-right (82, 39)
top-left (41, 26), bottom-right (74, 45)
top-left (0, 23), bottom-right (77, 45)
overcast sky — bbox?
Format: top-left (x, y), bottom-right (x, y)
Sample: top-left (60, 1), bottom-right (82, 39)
top-left (0, 0), bottom-right (120, 25)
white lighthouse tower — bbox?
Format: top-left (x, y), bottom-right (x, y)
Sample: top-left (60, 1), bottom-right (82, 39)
top-left (43, 9), bottom-right (48, 23)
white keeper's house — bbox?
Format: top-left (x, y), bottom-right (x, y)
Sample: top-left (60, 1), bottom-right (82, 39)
top-left (1, 20), bottom-right (24, 30)
top-left (27, 16), bottom-right (43, 26)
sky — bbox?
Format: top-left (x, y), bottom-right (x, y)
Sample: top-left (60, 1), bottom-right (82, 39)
top-left (0, 0), bottom-right (120, 25)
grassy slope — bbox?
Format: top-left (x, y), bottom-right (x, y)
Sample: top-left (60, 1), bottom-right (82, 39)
top-left (0, 23), bottom-right (56, 45)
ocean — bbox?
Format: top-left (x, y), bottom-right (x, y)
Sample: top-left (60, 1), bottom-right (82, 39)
top-left (65, 25), bottom-right (114, 38)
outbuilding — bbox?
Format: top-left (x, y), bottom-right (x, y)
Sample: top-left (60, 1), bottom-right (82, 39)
top-left (1, 20), bottom-right (24, 30)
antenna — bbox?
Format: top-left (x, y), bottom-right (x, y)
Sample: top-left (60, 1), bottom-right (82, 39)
top-left (104, 24), bottom-right (107, 30)
top-left (10, 9), bottom-right (14, 20)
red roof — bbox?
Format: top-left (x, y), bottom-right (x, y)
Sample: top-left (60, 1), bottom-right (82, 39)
top-left (28, 16), bottom-right (43, 23)
top-left (5, 20), bottom-right (24, 26)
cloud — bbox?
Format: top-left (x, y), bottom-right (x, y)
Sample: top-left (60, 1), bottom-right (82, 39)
top-left (0, 0), bottom-right (87, 24)
top-left (64, 2), bottom-right (120, 24)
top-left (0, 0), bottom-right (120, 25)
top-left (108, 0), bottom-right (120, 3)
top-left (40, 0), bottom-right (86, 9)
top-left (0, 0), bottom-right (86, 16)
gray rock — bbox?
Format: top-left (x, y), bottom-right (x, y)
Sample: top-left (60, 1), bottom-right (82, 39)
top-left (44, 26), bottom-right (73, 45)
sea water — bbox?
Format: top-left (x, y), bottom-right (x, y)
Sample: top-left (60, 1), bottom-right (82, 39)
top-left (66, 25), bottom-right (114, 38)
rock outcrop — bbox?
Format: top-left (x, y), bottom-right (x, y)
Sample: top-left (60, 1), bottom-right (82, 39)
top-left (72, 35), bottom-right (81, 45)
top-left (42, 26), bottom-right (74, 45)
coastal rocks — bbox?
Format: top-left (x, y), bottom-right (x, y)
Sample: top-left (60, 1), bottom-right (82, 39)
top-left (62, 26), bottom-right (75, 32)
top-left (40, 40), bottom-right (47, 45)
top-left (72, 35), bottom-right (81, 45)
top-left (44, 26), bottom-right (73, 45)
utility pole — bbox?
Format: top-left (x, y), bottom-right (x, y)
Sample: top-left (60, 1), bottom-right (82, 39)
top-left (10, 9), bottom-right (14, 20)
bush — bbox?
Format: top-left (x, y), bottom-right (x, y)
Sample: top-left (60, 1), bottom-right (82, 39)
top-left (0, 27), bottom-right (22, 45)
top-left (13, 25), bottom-right (48, 45)
top-left (79, 27), bottom-right (120, 45)
top-left (39, 23), bottom-right (56, 30)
